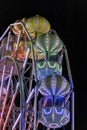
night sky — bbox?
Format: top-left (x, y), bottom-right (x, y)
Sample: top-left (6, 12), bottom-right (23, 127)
top-left (0, 0), bottom-right (87, 130)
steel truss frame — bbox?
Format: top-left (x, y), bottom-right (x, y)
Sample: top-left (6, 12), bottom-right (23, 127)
top-left (0, 22), bottom-right (75, 130)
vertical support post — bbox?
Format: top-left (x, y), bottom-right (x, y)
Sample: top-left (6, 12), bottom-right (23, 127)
top-left (15, 31), bottom-right (21, 59)
top-left (20, 48), bottom-right (30, 130)
top-left (0, 65), bottom-right (6, 102)
top-left (6, 31), bottom-right (11, 50)
top-left (64, 46), bottom-right (75, 130)
top-left (71, 91), bottom-right (75, 130)
top-left (20, 74), bottom-right (26, 130)
top-left (31, 41), bottom-right (38, 130)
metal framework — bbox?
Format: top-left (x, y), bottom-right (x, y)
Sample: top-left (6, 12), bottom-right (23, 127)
top-left (0, 21), bottom-right (75, 130)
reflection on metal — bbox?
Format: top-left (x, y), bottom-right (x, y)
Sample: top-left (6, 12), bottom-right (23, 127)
top-left (0, 15), bottom-right (74, 130)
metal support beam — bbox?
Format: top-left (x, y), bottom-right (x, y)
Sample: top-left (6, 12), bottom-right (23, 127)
top-left (19, 48), bottom-right (30, 130)
top-left (12, 89), bottom-right (35, 130)
top-left (2, 82), bottom-right (19, 130)
top-left (64, 46), bottom-right (75, 130)
top-left (31, 42), bottom-right (38, 130)
top-left (0, 66), bottom-right (13, 129)
top-left (0, 65), bottom-right (6, 102)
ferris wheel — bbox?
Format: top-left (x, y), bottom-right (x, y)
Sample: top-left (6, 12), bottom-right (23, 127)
top-left (0, 15), bottom-right (75, 130)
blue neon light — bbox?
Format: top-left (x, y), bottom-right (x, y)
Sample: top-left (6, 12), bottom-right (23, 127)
top-left (43, 108), bottom-right (52, 115)
top-left (54, 107), bottom-right (64, 114)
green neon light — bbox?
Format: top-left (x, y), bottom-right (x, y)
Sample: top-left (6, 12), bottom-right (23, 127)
top-left (36, 61), bottom-right (62, 73)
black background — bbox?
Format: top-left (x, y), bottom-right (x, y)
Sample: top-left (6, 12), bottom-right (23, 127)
top-left (0, 0), bottom-right (87, 130)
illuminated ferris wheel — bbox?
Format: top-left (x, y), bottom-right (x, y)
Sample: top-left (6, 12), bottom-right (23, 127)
top-left (0, 15), bottom-right (75, 130)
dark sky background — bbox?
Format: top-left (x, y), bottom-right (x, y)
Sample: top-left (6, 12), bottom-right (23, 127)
top-left (0, 0), bottom-right (87, 130)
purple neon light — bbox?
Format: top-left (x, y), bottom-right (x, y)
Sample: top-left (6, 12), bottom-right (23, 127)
top-left (43, 108), bottom-right (52, 115)
top-left (54, 107), bottom-right (64, 115)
